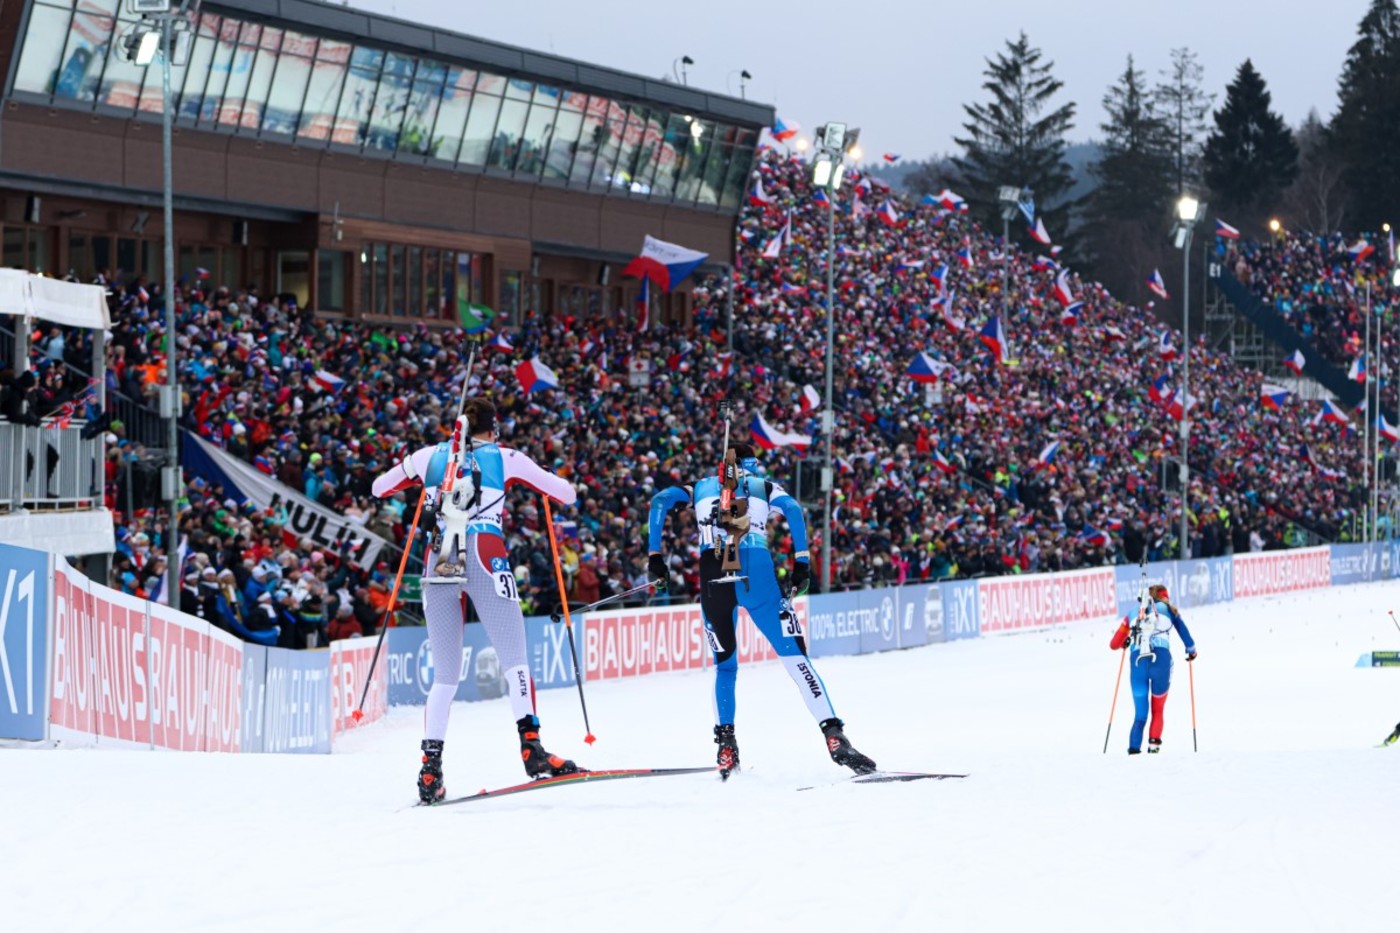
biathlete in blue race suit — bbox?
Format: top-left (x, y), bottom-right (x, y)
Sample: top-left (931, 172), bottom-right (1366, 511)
top-left (1110, 583), bottom-right (1198, 754)
top-left (647, 442), bottom-right (876, 777)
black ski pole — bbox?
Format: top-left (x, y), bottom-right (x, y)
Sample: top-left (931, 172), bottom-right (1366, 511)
top-left (1389, 610), bottom-right (1400, 636)
top-left (566, 580), bottom-right (660, 617)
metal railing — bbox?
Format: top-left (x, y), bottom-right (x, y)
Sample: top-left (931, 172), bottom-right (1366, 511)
top-left (0, 421), bottom-right (105, 513)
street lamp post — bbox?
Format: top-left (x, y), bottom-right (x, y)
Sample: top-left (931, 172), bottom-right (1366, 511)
top-left (1172, 194), bottom-right (1207, 560)
top-left (997, 186), bottom-right (1029, 299)
top-left (811, 123), bottom-right (852, 592)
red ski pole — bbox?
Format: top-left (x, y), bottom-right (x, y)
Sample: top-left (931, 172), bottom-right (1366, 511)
top-left (1188, 655), bottom-right (1199, 752)
top-left (352, 485), bottom-right (426, 723)
top-left (1103, 644), bottom-right (1128, 754)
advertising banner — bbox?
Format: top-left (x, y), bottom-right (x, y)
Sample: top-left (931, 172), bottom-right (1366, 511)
top-left (240, 644), bottom-right (268, 754)
top-left (183, 434), bottom-right (388, 571)
top-left (1330, 544), bottom-right (1384, 586)
top-left (805, 592), bottom-right (863, 658)
top-left (0, 543), bottom-right (50, 741)
top-left (895, 583), bottom-right (936, 648)
top-left (941, 579), bottom-right (982, 642)
top-left (330, 637), bottom-right (387, 738)
top-left (49, 557), bottom-right (242, 751)
top-left (384, 623), bottom-right (513, 707)
top-left (1233, 547), bottom-right (1331, 599)
top-left (978, 567), bottom-right (1117, 634)
top-left (259, 646), bottom-right (332, 753)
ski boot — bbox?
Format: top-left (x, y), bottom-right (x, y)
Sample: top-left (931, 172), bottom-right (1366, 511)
top-left (715, 724), bottom-right (740, 781)
top-left (517, 715), bottom-right (580, 778)
top-left (1127, 747), bottom-right (1142, 755)
top-left (1148, 738), bottom-right (1162, 754)
top-left (1383, 723), bottom-right (1400, 746)
top-left (417, 739), bottom-right (446, 804)
top-left (819, 718), bottom-right (877, 775)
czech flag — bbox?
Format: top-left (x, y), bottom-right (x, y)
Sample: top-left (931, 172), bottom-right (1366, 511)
top-left (1149, 372), bottom-right (1175, 405)
top-left (1060, 301), bottom-right (1082, 327)
top-left (1147, 269), bottom-right (1170, 300)
top-left (800, 384), bottom-right (821, 413)
top-left (1380, 415), bottom-right (1400, 444)
top-left (876, 201), bottom-right (902, 227)
top-left (926, 188), bottom-right (966, 212)
top-left (761, 211), bottom-right (790, 259)
top-left (313, 370), bottom-right (345, 393)
top-left (749, 177), bottom-right (773, 207)
top-left (1029, 217), bottom-right (1052, 246)
top-left (1035, 440), bottom-right (1060, 467)
top-left (621, 235), bottom-right (709, 291)
top-left (489, 332), bottom-right (514, 353)
top-left (1314, 399), bottom-right (1350, 426)
top-left (1348, 239), bottom-right (1375, 261)
top-left (812, 188), bottom-right (830, 205)
top-left (779, 282), bottom-right (807, 295)
top-left (956, 246), bottom-right (975, 269)
top-left (636, 276), bottom-right (651, 332)
top-left (1033, 255), bottom-right (1058, 272)
top-left (1349, 353), bottom-right (1367, 383)
top-left (893, 258), bottom-right (926, 274)
top-left (908, 352), bottom-right (956, 384)
top-left (1053, 269), bottom-right (1076, 306)
top-left (195, 267), bottom-right (211, 280)
top-left (1260, 383), bottom-right (1289, 410)
top-left (1283, 349), bottom-right (1305, 375)
top-left (931, 449), bottom-right (957, 475)
top-left (1158, 330), bottom-right (1178, 361)
top-left (1103, 325), bottom-right (1127, 342)
top-left (942, 304), bottom-right (967, 333)
top-left (771, 118), bottom-right (800, 142)
top-left (1078, 526), bottom-right (1109, 547)
top-left (883, 153), bottom-right (901, 163)
top-left (1215, 219), bottom-right (1240, 240)
top-left (1298, 444), bottom-right (1345, 479)
top-left (979, 316), bottom-right (1008, 364)
top-left (930, 263), bottom-right (950, 292)
top-left (515, 356), bottom-right (560, 393)
top-left (750, 412), bottom-right (811, 452)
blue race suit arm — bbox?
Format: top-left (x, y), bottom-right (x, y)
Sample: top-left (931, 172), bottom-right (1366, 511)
top-left (769, 484), bottom-right (809, 559)
top-left (648, 486), bottom-right (692, 552)
top-left (1169, 608), bottom-right (1196, 654)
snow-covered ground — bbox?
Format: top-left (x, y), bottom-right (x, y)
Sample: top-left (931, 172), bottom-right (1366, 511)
top-left (4, 582), bottom-right (1400, 932)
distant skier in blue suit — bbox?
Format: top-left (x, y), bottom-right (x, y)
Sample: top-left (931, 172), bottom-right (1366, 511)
top-left (1111, 584), bottom-right (1198, 754)
top-left (647, 442), bottom-right (876, 779)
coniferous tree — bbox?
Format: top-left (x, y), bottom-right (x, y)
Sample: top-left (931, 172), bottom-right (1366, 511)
top-left (1086, 56), bottom-right (1175, 303)
top-left (953, 32), bottom-right (1076, 247)
top-left (1153, 48), bottom-right (1214, 196)
top-left (1330, 0), bottom-right (1400, 229)
top-left (1202, 60), bottom-right (1298, 224)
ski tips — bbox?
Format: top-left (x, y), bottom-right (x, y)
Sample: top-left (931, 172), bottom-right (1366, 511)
top-left (584, 733), bottom-right (597, 745)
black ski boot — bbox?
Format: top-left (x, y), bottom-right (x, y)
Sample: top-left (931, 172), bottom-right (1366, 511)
top-left (819, 718), bottom-right (877, 775)
top-left (1147, 738), bottom-right (1162, 754)
top-left (714, 724), bottom-right (740, 780)
top-left (418, 739), bottom-right (445, 804)
top-left (1384, 723), bottom-right (1400, 746)
top-left (1128, 747), bottom-right (1142, 755)
top-left (517, 715), bottom-right (580, 778)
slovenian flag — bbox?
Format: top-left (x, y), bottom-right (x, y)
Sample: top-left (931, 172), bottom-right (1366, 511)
top-left (489, 332), bottom-right (514, 353)
top-left (1260, 383), bottom-right (1289, 410)
top-left (1349, 353), bottom-right (1367, 383)
top-left (1053, 268), bottom-right (1076, 306)
top-left (1158, 330), bottom-right (1178, 361)
top-left (979, 316), bottom-right (1008, 364)
top-left (1348, 239), bottom-right (1375, 262)
top-left (1029, 217), bottom-right (1052, 246)
top-left (313, 370), bottom-right (345, 393)
top-left (622, 235), bottom-right (709, 291)
top-left (1060, 300), bottom-right (1082, 327)
top-left (1380, 415), bottom-right (1400, 444)
top-left (800, 384), bottom-right (821, 413)
top-left (1035, 440), bottom-right (1060, 467)
top-left (515, 357), bottom-right (560, 393)
top-left (1215, 219), bottom-right (1240, 240)
top-left (772, 118), bottom-right (799, 142)
top-left (1147, 269), bottom-right (1170, 300)
top-left (750, 412), bottom-right (811, 452)
top-left (931, 449), bottom-right (957, 475)
top-left (1283, 349), bottom-right (1305, 374)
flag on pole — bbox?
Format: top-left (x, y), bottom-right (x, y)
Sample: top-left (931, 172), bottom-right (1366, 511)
top-left (1349, 353), bottom-right (1367, 383)
top-left (1053, 269), bottom-right (1076, 306)
top-left (1380, 415), bottom-right (1400, 444)
top-left (761, 211), bottom-right (791, 259)
top-left (458, 299), bottom-right (495, 333)
top-left (621, 235), bottom-right (709, 291)
top-left (1348, 239), bottom-right (1376, 262)
top-left (1147, 269), bottom-right (1170, 300)
top-left (1029, 217), bottom-right (1052, 245)
top-left (979, 316), bottom-right (1008, 364)
top-left (515, 357), bottom-right (559, 393)
top-left (907, 352), bottom-right (957, 383)
top-left (1214, 219), bottom-right (1240, 240)
top-left (771, 118), bottom-right (800, 142)
top-left (750, 413), bottom-right (811, 452)
top-left (1158, 330), bottom-right (1178, 361)
top-left (883, 153), bottom-right (901, 163)
top-left (1283, 349), bottom-right (1305, 375)
top-left (1060, 300), bottom-right (1082, 327)
top-left (489, 332), bottom-right (514, 353)
top-left (1260, 383), bottom-right (1289, 410)
top-left (1035, 440), bottom-right (1060, 468)
top-left (931, 449), bottom-right (957, 475)
top-left (749, 177), bottom-right (773, 207)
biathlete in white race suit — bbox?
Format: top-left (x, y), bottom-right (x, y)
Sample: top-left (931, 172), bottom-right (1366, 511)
top-left (371, 397), bottom-right (581, 803)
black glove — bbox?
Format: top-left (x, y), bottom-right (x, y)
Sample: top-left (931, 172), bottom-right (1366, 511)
top-left (790, 561), bottom-right (811, 596)
top-left (1186, 650), bottom-right (1198, 662)
top-left (648, 553), bottom-right (668, 592)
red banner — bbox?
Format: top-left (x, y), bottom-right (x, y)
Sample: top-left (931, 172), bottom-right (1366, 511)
top-left (581, 605), bottom-right (778, 681)
top-left (977, 567), bottom-right (1117, 634)
top-left (1233, 547), bottom-right (1331, 599)
top-left (49, 559), bottom-right (242, 751)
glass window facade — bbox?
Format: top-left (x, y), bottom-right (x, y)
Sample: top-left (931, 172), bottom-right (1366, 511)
top-left (6, 1), bottom-right (760, 210)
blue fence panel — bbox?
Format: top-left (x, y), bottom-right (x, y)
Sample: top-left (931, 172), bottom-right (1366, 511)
top-left (1330, 543), bottom-right (1374, 586)
top-left (385, 623), bottom-right (514, 707)
top-left (0, 544), bottom-right (50, 741)
top-left (260, 647), bottom-right (332, 753)
top-left (240, 644), bottom-right (268, 753)
top-left (895, 582), bottom-right (938, 648)
top-left (941, 579), bottom-right (982, 641)
top-left (528, 616), bottom-right (580, 690)
top-left (857, 587), bottom-right (901, 654)
top-left (804, 591), bottom-right (864, 658)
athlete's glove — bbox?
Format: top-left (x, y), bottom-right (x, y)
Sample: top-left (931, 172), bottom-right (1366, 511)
top-left (1186, 649), bottom-right (1198, 662)
top-left (790, 560), bottom-right (811, 597)
top-left (648, 553), bottom-right (668, 592)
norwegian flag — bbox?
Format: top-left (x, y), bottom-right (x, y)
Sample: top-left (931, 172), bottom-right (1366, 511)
top-left (1158, 330), bottom-right (1178, 361)
top-left (1147, 269), bottom-right (1170, 300)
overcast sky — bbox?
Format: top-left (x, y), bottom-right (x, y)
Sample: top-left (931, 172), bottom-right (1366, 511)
top-left (348, 0), bottom-right (1365, 162)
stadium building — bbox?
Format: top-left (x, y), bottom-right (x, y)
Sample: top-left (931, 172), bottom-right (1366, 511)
top-left (0, 0), bottom-right (771, 325)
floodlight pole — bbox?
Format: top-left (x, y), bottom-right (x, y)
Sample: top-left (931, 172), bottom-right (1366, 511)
top-left (160, 13), bottom-right (180, 606)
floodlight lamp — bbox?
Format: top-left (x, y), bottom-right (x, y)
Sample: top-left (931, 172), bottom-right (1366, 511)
top-left (794, 138), bottom-right (809, 153)
top-left (831, 163), bottom-right (846, 192)
top-left (847, 145), bottom-right (862, 161)
top-left (998, 186), bottom-right (1020, 204)
top-left (130, 28), bottom-right (160, 66)
top-left (1269, 218), bottom-right (1281, 233)
top-left (689, 119), bottom-right (704, 140)
top-left (1177, 195), bottom-right (1201, 223)
top-left (812, 157), bottom-right (833, 188)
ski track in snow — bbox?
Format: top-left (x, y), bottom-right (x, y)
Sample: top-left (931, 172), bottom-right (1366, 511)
top-left (2, 582), bottom-right (1399, 931)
